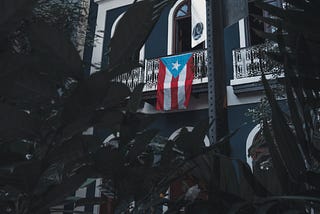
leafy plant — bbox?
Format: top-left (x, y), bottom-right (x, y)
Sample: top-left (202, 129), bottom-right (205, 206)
top-left (0, 0), bottom-right (182, 213)
top-left (234, 0), bottom-right (320, 212)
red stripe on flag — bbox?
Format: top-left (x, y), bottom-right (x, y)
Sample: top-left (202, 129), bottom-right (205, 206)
top-left (184, 57), bottom-right (194, 107)
top-left (156, 60), bottom-right (166, 110)
top-left (171, 75), bottom-right (179, 109)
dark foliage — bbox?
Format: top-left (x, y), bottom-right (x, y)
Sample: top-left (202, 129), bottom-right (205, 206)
top-left (231, 0), bottom-right (320, 212)
top-left (2, 0), bottom-right (320, 213)
top-left (0, 0), bottom-right (183, 213)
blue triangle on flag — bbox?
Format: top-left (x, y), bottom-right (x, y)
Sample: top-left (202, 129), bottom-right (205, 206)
top-left (160, 53), bottom-right (192, 78)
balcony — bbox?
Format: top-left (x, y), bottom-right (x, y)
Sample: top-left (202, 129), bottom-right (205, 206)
top-left (231, 42), bottom-right (283, 94)
top-left (113, 49), bottom-right (208, 98)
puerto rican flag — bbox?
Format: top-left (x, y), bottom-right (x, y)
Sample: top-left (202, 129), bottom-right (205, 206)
top-left (156, 53), bottom-right (194, 111)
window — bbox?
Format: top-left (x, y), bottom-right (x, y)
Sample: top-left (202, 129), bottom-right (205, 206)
top-left (173, 0), bottom-right (204, 54)
top-left (247, 0), bottom-right (283, 46)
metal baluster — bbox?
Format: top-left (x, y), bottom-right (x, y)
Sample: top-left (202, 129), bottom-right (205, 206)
top-left (193, 53), bottom-right (196, 79)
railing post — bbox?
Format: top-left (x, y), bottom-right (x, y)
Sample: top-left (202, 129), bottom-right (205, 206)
top-left (144, 59), bottom-right (147, 89)
top-left (232, 49), bottom-right (237, 80)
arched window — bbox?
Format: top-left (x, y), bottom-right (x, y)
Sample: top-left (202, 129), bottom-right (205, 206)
top-left (173, 0), bottom-right (204, 54)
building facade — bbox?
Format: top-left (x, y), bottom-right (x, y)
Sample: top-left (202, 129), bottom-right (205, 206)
top-left (63, 0), bottom-right (284, 213)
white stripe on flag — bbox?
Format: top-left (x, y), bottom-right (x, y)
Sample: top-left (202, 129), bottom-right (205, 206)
top-left (178, 65), bottom-right (187, 109)
top-left (163, 69), bottom-right (172, 110)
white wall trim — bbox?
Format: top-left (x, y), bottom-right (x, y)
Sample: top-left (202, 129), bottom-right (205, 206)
top-left (167, 0), bottom-right (185, 55)
top-left (110, 12), bottom-right (125, 38)
top-left (139, 93), bottom-right (208, 114)
top-left (238, 18), bottom-right (246, 48)
top-left (226, 86), bottom-right (263, 106)
top-left (246, 124), bottom-right (261, 170)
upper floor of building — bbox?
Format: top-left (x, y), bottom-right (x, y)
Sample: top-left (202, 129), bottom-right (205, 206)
top-left (84, 0), bottom-right (285, 108)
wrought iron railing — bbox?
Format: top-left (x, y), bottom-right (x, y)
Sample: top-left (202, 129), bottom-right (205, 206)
top-left (113, 49), bottom-right (208, 91)
top-left (112, 66), bottom-right (144, 90)
top-left (232, 42), bottom-right (282, 82)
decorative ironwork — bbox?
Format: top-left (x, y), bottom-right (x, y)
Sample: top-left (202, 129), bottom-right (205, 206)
top-left (144, 58), bottom-right (160, 91)
top-left (193, 50), bottom-right (208, 81)
top-left (232, 42), bottom-right (282, 80)
top-left (112, 66), bottom-right (144, 91)
top-left (113, 50), bottom-right (208, 92)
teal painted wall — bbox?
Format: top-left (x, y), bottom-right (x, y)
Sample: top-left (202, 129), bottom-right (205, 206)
top-left (101, 5), bottom-right (129, 69)
top-left (228, 103), bottom-right (259, 161)
top-left (83, 0), bottom-right (98, 76)
top-left (144, 6), bottom-right (171, 59)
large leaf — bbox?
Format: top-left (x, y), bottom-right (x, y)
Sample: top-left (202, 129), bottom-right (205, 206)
top-left (0, 160), bottom-right (42, 193)
top-left (46, 134), bottom-right (101, 165)
top-left (252, 29), bottom-right (281, 44)
top-left (0, 53), bottom-right (60, 112)
top-left (0, 0), bottom-right (35, 44)
top-left (108, 0), bottom-right (176, 69)
top-left (218, 156), bottom-right (239, 197)
top-left (61, 64), bottom-right (129, 125)
top-left (92, 147), bottom-right (124, 176)
top-left (93, 110), bottom-right (124, 130)
top-left (237, 159), bottom-right (269, 198)
top-left (190, 152), bottom-right (215, 184)
top-left (284, 74), bottom-right (311, 164)
top-left (103, 82), bottom-right (131, 109)
top-left (127, 83), bottom-right (145, 113)
top-left (256, 0), bottom-right (320, 32)
top-left (28, 22), bottom-right (83, 80)
top-left (61, 114), bottom-right (93, 141)
top-left (191, 119), bottom-right (210, 146)
top-left (31, 166), bottom-right (96, 214)
top-left (61, 76), bottom-right (110, 124)
top-left (125, 129), bottom-right (158, 165)
top-left (255, 1), bottom-right (301, 19)
top-left (284, 0), bottom-right (312, 10)
top-left (0, 103), bottom-right (38, 142)
top-left (174, 120), bottom-right (210, 158)
top-left (33, 162), bottom-right (64, 195)
top-left (262, 74), bottom-right (306, 183)
top-left (262, 120), bottom-right (290, 194)
top-left (251, 14), bottom-right (282, 30)
top-left (119, 112), bottom-right (157, 146)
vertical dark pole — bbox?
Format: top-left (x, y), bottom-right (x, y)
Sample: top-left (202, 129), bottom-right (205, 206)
top-left (206, 2), bottom-right (228, 211)
top-left (206, 0), bottom-right (216, 144)
top-left (206, 0), bottom-right (228, 144)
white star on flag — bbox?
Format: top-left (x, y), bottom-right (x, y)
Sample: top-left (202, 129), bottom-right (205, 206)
top-left (172, 60), bottom-right (181, 71)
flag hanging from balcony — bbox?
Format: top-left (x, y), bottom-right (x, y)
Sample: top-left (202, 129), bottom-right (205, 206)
top-left (156, 53), bottom-right (194, 111)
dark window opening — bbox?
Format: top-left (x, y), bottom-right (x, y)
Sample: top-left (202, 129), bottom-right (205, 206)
top-left (248, 2), bottom-right (264, 46)
top-left (173, 0), bottom-right (204, 54)
top-left (175, 17), bottom-right (191, 53)
top-left (247, 0), bottom-right (283, 46)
